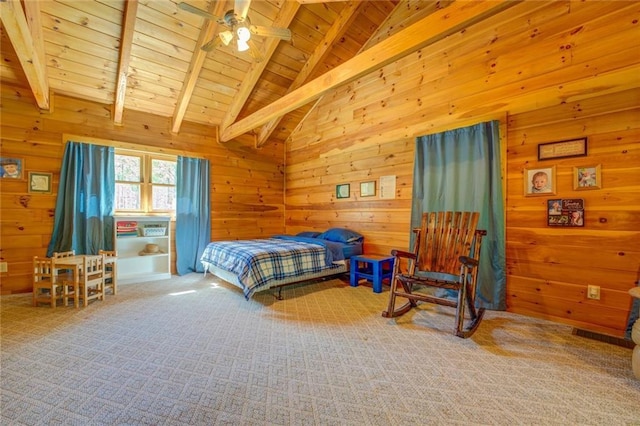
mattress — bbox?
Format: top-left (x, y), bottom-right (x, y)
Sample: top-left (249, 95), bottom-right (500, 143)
top-left (200, 236), bottom-right (355, 299)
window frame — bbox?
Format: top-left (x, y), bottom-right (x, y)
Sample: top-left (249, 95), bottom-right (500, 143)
top-left (115, 149), bottom-right (177, 216)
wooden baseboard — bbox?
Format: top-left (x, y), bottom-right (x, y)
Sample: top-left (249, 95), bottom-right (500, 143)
top-left (572, 328), bottom-right (634, 349)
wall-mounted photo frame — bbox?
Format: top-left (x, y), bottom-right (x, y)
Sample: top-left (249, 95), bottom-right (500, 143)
top-left (538, 137), bottom-right (587, 161)
top-left (547, 198), bottom-right (584, 227)
top-left (524, 166), bottom-right (556, 196)
top-left (573, 164), bottom-right (601, 190)
top-left (336, 183), bottom-right (350, 199)
top-left (360, 181), bottom-right (376, 197)
top-left (28, 172), bottom-right (53, 194)
top-left (0, 157), bottom-right (24, 179)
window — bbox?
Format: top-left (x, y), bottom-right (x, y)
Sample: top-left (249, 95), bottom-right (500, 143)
top-left (115, 150), bottom-right (176, 214)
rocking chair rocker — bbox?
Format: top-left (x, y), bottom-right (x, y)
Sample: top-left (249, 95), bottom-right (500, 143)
top-left (382, 211), bottom-right (486, 338)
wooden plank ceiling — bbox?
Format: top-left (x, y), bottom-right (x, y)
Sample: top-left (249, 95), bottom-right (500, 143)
top-left (0, 0), bottom-right (512, 147)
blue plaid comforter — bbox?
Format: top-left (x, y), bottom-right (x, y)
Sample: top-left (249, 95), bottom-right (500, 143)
top-left (200, 237), bottom-right (344, 299)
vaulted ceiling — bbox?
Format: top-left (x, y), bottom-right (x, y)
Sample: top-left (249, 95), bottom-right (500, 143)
top-left (1, 1), bottom-right (513, 147)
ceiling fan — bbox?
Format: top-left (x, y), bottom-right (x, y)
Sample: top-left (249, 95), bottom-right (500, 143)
top-left (178, 1), bottom-right (292, 62)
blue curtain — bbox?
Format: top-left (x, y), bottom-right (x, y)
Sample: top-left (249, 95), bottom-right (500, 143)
top-left (412, 121), bottom-right (506, 310)
top-left (175, 156), bottom-right (210, 275)
top-left (627, 283), bottom-right (639, 340)
top-left (47, 142), bottom-right (115, 256)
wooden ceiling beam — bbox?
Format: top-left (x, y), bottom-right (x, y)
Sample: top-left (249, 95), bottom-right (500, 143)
top-left (296, 0), bottom-right (346, 3)
top-left (289, 0), bottom-right (449, 143)
top-left (255, 0), bottom-right (362, 147)
top-left (171, 0), bottom-right (228, 135)
top-left (0, 0), bottom-right (49, 110)
top-left (113, 0), bottom-right (138, 125)
top-left (219, 0), bottom-right (301, 138)
top-left (220, 0), bottom-right (518, 142)
top-left (22, 0), bottom-right (45, 80)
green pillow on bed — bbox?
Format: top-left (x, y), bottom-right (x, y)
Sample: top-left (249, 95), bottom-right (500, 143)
top-left (317, 228), bottom-right (364, 244)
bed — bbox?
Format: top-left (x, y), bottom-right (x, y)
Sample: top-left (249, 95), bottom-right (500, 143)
top-left (200, 228), bottom-right (364, 299)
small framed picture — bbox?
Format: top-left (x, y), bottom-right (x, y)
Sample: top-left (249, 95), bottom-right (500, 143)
top-left (573, 165), bottom-right (601, 190)
top-left (0, 157), bottom-right (24, 179)
top-left (524, 166), bottom-right (556, 196)
top-left (547, 198), bottom-right (584, 227)
top-left (336, 183), bottom-right (350, 199)
top-left (360, 181), bottom-right (376, 197)
top-left (28, 172), bottom-right (53, 194)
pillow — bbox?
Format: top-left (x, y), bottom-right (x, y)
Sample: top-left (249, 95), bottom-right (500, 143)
top-left (296, 231), bottom-right (321, 238)
top-left (317, 228), bottom-right (364, 244)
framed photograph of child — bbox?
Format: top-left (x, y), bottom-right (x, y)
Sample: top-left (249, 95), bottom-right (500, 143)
top-left (524, 166), bottom-right (556, 196)
top-left (0, 157), bottom-right (24, 179)
top-left (573, 164), bottom-right (601, 190)
top-left (28, 172), bottom-right (53, 194)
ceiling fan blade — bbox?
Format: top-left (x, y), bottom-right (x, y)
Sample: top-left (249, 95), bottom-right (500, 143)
top-left (201, 37), bottom-right (223, 52)
top-left (250, 25), bottom-right (292, 41)
top-left (178, 2), bottom-right (224, 24)
top-left (247, 39), bottom-right (263, 63)
top-left (234, 0), bottom-right (251, 21)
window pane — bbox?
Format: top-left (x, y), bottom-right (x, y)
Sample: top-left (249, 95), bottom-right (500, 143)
top-left (115, 183), bottom-right (141, 210)
top-left (115, 155), bottom-right (141, 182)
top-left (151, 159), bottom-right (176, 184)
top-left (152, 186), bottom-right (176, 211)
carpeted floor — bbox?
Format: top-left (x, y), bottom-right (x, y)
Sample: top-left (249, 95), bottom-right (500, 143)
top-left (1, 273), bottom-right (639, 425)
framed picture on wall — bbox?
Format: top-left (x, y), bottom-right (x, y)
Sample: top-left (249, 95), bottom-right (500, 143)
top-left (28, 172), bottom-right (53, 194)
top-left (336, 183), bottom-right (350, 199)
top-left (573, 164), bottom-right (601, 190)
top-left (538, 137), bottom-right (587, 160)
top-left (547, 198), bottom-right (584, 227)
top-left (524, 166), bottom-right (556, 196)
top-left (360, 181), bottom-right (376, 197)
top-left (0, 157), bottom-right (24, 179)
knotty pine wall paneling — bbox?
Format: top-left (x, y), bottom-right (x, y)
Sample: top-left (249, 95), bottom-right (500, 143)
top-left (0, 84), bottom-right (285, 294)
top-left (285, 1), bottom-right (639, 336)
top-left (506, 89), bottom-right (640, 337)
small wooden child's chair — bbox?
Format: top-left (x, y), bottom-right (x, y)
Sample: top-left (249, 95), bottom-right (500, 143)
top-left (72, 254), bottom-right (106, 307)
top-left (99, 250), bottom-right (118, 295)
top-left (33, 256), bottom-right (66, 308)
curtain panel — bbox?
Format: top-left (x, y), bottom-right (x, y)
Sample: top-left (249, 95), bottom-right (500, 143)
top-left (413, 121), bottom-right (506, 310)
top-left (47, 142), bottom-right (115, 256)
top-left (175, 156), bottom-right (211, 275)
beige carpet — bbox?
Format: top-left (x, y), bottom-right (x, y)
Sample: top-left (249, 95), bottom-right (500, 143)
top-left (1, 273), bottom-right (639, 425)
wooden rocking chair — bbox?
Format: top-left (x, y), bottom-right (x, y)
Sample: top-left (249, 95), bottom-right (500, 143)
top-left (382, 211), bottom-right (487, 338)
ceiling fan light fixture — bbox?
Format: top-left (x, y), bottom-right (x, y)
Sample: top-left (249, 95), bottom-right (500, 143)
top-left (236, 25), bottom-right (251, 42)
top-left (219, 30), bottom-right (233, 46)
top-left (237, 39), bottom-right (250, 52)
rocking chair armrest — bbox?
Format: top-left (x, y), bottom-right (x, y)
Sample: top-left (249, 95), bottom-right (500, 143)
top-left (459, 255), bottom-right (479, 269)
top-left (391, 249), bottom-right (416, 260)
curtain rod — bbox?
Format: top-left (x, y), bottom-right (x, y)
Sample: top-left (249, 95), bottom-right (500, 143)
top-left (62, 134), bottom-right (206, 159)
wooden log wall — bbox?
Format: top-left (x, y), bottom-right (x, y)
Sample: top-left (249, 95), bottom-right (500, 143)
top-left (0, 84), bottom-right (285, 294)
top-left (506, 90), bottom-right (640, 337)
top-left (285, 1), bottom-right (639, 336)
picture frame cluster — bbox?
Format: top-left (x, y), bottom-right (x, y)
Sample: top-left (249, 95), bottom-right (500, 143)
top-left (1, 156), bottom-right (53, 194)
top-left (524, 163), bottom-right (602, 197)
top-left (336, 180), bottom-right (377, 199)
top-left (526, 137), bottom-right (602, 228)
top-left (525, 138), bottom-right (601, 197)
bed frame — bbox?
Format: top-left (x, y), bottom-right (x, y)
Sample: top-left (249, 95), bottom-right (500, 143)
top-left (202, 262), bottom-right (348, 300)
